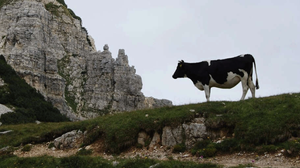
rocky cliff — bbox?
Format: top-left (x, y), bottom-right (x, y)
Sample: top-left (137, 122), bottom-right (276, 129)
top-left (0, 0), bottom-right (172, 120)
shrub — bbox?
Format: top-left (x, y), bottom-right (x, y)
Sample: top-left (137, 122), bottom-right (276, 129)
top-left (21, 144), bottom-right (32, 152)
top-left (215, 139), bottom-right (241, 153)
top-left (45, 2), bottom-right (60, 17)
top-left (68, 8), bottom-right (81, 22)
top-left (172, 143), bottom-right (186, 153)
top-left (191, 140), bottom-right (217, 157)
top-left (256, 145), bottom-right (278, 154)
top-left (281, 139), bottom-right (300, 156)
top-left (76, 148), bottom-right (93, 156)
top-left (48, 143), bottom-right (55, 149)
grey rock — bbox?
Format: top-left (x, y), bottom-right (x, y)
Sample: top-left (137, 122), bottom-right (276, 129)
top-left (53, 130), bottom-right (83, 149)
top-left (0, 130), bottom-right (13, 135)
top-left (0, 0), bottom-right (172, 121)
top-left (160, 118), bottom-right (208, 148)
top-left (162, 126), bottom-right (176, 147)
top-left (183, 120), bottom-right (207, 148)
top-left (149, 131), bottom-right (161, 149)
top-left (0, 146), bottom-right (13, 155)
top-left (0, 104), bottom-right (13, 117)
top-left (112, 160), bottom-right (119, 167)
top-left (0, 77), bottom-right (4, 86)
top-left (149, 163), bottom-right (160, 168)
top-left (144, 97), bottom-right (172, 109)
top-left (0, 146), bottom-right (11, 152)
top-left (138, 131), bottom-right (149, 146)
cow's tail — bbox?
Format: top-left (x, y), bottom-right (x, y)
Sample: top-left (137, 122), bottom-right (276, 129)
top-left (253, 56), bottom-right (259, 89)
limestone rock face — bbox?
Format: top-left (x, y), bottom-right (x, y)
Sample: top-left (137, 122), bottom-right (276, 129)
top-left (160, 118), bottom-right (207, 149)
top-left (0, 0), bottom-right (172, 120)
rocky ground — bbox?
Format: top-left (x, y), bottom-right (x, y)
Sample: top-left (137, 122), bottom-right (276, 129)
top-left (13, 141), bottom-right (300, 168)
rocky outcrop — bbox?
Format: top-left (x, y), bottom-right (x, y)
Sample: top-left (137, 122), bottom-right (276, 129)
top-left (138, 117), bottom-right (208, 149)
top-left (53, 130), bottom-right (84, 149)
top-left (0, 0), bottom-right (172, 120)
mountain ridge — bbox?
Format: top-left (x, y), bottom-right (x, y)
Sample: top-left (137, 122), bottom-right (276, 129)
top-left (0, 0), bottom-right (172, 120)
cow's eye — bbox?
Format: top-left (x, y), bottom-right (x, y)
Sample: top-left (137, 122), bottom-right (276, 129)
top-left (179, 64), bottom-right (182, 68)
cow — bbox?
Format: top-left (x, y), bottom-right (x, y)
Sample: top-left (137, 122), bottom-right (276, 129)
top-left (172, 54), bottom-right (259, 102)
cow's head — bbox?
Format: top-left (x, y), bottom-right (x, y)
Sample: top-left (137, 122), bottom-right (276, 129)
top-left (172, 60), bottom-right (186, 79)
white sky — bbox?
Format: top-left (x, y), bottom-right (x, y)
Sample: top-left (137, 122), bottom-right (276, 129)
top-left (65, 0), bottom-right (300, 105)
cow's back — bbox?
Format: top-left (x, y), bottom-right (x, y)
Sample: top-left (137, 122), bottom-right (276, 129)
top-left (207, 54), bottom-right (254, 84)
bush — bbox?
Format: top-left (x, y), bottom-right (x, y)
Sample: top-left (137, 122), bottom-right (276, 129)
top-left (256, 145), bottom-right (278, 154)
top-left (215, 139), bottom-right (241, 153)
top-left (48, 143), bottom-right (55, 149)
top-left (172, 143), bottom-right (186, 153)
top-left (191, 140), bottom-right (217, 158)
top-left (45, 2), bottom-right (60, 17)
top-left (281, 139), bottom-right (300, 156)
top-left (21, 144), bottom-right (32, 152)
top-left (76, 148), bottom-right (93, 156)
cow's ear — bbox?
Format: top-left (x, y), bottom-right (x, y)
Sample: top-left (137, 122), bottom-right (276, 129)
top-left (179, 60), bottom-right (184, 63)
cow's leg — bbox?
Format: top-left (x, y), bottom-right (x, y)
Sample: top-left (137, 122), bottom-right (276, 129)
top-left (240, 72), bottom-right (249, 100)
top-left (248, 77), bottom-right (256, 98)
top-left (203, 85), bottom-right (211, 102)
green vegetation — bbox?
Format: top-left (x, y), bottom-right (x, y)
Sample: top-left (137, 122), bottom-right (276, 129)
top-left (76, 148), bottom-right (93, 156)
top-left (191, 140), bottom-right (217, 157)
top-left (56, 0), bottom-right (67, 8)
top-left (45, 2), bottom-right (60, 17)
top-left (44, 1), bottom-right (81, 22)
top-left (0, 84), bottom-right (299, 166)
top-left (0, 121), bottom-right (83, 148)
top-left (21, 144), bottom-right (32, 152)
top-left (1, 92), bottom-right (300, 156)
top-left (0, 93), bottom-right (300, 157)
top-left (44, 1), bottom-right (94, 48)
top-left (0, 0), bottom-right (14, 9)
top-left (57, 55), bottom-right (79, 112)
top-left (172, 143), bottom-right (186, 153)
top-left (0, 55), bottom-right (69, 124)
top-left (82, 27), bottom-right (92, 47)
top-left (0, 155), bottom-right (220, 168)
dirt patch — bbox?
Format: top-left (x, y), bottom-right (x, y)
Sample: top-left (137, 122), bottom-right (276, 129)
top-left (13, 142), bottom-right (300, 168)
top-left (14, 143), bottom-right (78, 158)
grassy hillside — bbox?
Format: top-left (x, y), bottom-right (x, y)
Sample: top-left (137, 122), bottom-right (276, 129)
top-left (1, 93), bottom-right (300, 153)
top-left (0, 155), bottom-right (220, 168)
top-left (0, 93), bottom-right (299, 167)
top-left (0, 55), bottom-right (69, 124)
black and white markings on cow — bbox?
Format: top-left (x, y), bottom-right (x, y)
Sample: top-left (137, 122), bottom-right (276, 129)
top-left (172, 54), bottom-right (259, 102)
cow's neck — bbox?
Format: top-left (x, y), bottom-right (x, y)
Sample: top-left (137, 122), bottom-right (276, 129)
top-left (184, 63), bottom-right (201, 84)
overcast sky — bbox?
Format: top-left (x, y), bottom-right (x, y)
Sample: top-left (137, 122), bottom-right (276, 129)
top-left (65, 0), bottom-right (300, 105)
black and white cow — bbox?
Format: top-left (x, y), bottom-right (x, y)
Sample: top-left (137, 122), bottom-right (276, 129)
top-left (172, 54), bottom-right (259, 101)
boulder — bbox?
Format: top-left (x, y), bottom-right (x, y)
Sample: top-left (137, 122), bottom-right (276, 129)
top-left (53, 130), bottom-right (83, 149)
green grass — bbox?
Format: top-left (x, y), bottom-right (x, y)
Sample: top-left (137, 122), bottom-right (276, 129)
top-left (1, 92), bottom-right (300, 156)
top-left (0, 155), bottom-right (220, 168)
